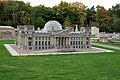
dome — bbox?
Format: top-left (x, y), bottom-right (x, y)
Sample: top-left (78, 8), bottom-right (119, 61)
top-left (44, 20), bottom-right (62, 32)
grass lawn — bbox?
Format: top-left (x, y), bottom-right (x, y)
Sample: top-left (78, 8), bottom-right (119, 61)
top-left (0, 40), bottom-right (120, 80)
top-left (92, 42), bottom-right (120, 48)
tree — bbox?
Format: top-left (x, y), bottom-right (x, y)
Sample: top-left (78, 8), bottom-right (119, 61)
top-left (70, 2), bottom-right (87, 29)
top-left (31, 17), bottom-right (45, 29)
top-left (96, 6), bottom-right (111, 32)
top-left (108, 4), bottom-right (120, 32)
top-left (112, 17), bottom-right (120, 32)
top-left (86, 6), bottom-right (96, 27)
top-left (0, 1), bottom-right (4, 24)
top-left (53, 1), bottom-right (87, 29)
top-left (63, 16), bottom-right (71, 27)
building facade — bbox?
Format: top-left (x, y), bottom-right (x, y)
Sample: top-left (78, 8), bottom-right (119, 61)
top-left (0, 26), bottom-right (15, 40)
top-left (16, 21), bottom-right (91, 51)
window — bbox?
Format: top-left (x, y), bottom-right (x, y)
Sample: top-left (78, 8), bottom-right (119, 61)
top-left (76, 41), bottom-right (78, 45)
top-left (28, 37), bottom-right (32, 40)
top-left (86, 37), bottom-right (89, 40)
top-left (45, 41), bottom-right (47, 45)
top-left (39, 47), bottom-right (41, 49)
top-left (36, 37), bottom-right (37, 40)
top-left (39, 37), bottom-right (41, 40)
top-left (71, 41), bottom-right (72, 45)
top-left (35, 41), bottom-right (37, 46)
top-left (49, 37), bottom-right (50, 40)
top-left (73, 41), bottom-right (75, 45)
top-left (28, 42), bottom-right (32, 46)
top-left (86, 41), bottom-right (89, 45)
top-left (81, 46), bottom-right (83, 48)
top-left (79, 41), bottom-right (80, 45)
top-left (42, 41), bottom-right (44, 45)
top-left (87, 46), bottom-right (89, 48)
top-left (48, 41), bottom-right (50, 45)
top-left (39, 41), bottom-right (41, 45)
top-left (29, 47), bottom-right (32, 50)
top-left (81, 41), bottom-right (83, 45)
top-left (36, 47), bottom-right (37, 49)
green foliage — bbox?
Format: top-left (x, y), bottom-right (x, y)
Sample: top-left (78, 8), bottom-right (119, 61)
top-left (31, 17), bottom-right (45, 28)
top-left (108, 4), bottom-right (120, 32)
top-left (0, 1), bottom-right (120, 32)
top-left (96, 6), bottom-right (111, 32)
top-left (63, 16), bottom-right (71, 27)
top-left (86, 6), bottom-right (96, 27)
top-left (91, 34), bottom-right (97, 38)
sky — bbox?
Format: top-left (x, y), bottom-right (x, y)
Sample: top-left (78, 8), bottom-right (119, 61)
top-left (21, 0), bottom-right (120, 9)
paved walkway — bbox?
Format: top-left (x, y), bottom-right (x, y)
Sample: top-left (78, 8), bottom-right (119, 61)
top-left (4, 44), bottom-right (113, 56)
top-left (92, 43), bottom-right (120, 50)
top-left (4, 44), bottom-right (20, 56)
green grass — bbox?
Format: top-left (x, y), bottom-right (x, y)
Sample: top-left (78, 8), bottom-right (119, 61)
top-left (0, 40), bottom-right (120, 80)
top-left (91, 35), bottom-right (98, 38)
top-left (93, 42), bottom-right (120, 48)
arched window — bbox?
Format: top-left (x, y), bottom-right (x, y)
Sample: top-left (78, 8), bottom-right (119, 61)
top-left (28, 37), bottom-right (32, 40)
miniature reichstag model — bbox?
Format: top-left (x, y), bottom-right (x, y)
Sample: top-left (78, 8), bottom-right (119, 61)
top-left (16, 20), bottom-right (91, 52)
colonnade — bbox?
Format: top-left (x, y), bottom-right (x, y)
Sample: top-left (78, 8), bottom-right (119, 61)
top-left (54, 37), bottom-right (70, 48)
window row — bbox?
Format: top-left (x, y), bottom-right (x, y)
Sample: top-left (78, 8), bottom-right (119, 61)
top-left (71, 37), bottom-right (89, 40)
top-left (71, 41), bottom-right (83, 45)
top-left (72, 46), bottom-right (90, 48)
top-left (35, 41), bottom-right (50, 46)
top-left (70, 41), bottom-right (89, 45)
top-left (36, 37), bottom-right (50, 40)
top-left (35, 47), bottom-right (50, 49)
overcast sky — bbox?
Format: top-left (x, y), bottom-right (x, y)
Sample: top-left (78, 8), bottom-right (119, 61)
top-left (21, 0), bottom-right (120, 9)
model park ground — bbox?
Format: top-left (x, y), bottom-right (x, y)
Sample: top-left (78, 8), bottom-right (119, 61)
top-left (0, 40), bottom-right (120, 80)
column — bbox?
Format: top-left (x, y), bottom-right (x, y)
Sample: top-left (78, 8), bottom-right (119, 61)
top-left (66, 37), bottom-right (68, 48)
top-left (60, 37), bottom-right (62, 47)
top-left (63, 37), bottom-right (65, 47)
top-left (56, 37), bottom-right (58, 47)
top-left (59, 37), bottom-right (61, 48)
top-left (54, 37), bottom-right (56, 48)
top-left (61, 37), bottom-right (63, 47)
top-left (65, 37), bottom-right (66, 48)
top-left (69, 37), bottom-right (72, 48)
top-left (67, 37), bottom-right (69, 47)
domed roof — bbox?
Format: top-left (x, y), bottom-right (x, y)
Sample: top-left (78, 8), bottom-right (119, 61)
top-left (44, 20), bottom-right (62, 32)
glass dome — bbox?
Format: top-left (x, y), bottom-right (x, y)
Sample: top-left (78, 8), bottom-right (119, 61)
top-left (44, 20), bottom-right (62, 32)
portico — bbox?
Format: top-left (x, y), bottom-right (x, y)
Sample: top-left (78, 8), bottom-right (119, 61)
top-left (54, 37), bottom-right (70, 48)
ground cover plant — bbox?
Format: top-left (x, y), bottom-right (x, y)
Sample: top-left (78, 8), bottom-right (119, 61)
top-left (0, 40), bottom-right (120, 80)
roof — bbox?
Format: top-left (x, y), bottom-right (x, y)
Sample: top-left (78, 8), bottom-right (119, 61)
top-left (0, 26), bottom-right (14, 29)
top-left (44, 20), bottom-right (62, 32)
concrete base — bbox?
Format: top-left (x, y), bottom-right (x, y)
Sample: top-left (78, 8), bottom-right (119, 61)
top-left (4, 44), bottom-right (114, 56)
